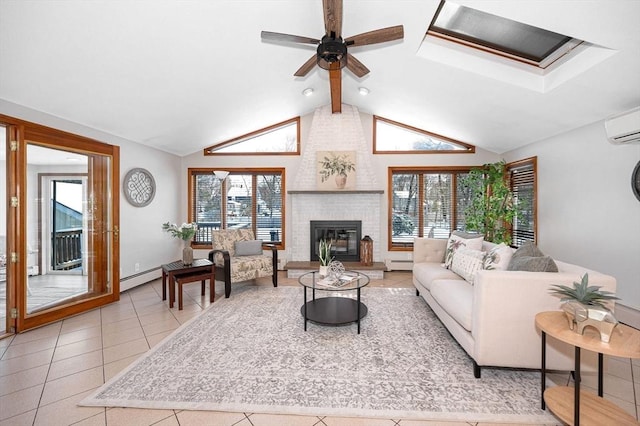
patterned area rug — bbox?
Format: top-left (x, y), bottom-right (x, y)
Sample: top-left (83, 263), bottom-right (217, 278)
top-left (81, 286), bottom-right (557, 423)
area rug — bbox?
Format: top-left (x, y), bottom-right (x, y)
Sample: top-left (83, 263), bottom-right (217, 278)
top-left (81, 286), bottom-right (557, 423)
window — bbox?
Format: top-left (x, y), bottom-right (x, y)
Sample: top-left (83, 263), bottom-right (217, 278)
top-left (508, 157), bottom-right (537, 247)
top-left (389, 159), bottom-right (536, 249)
top-left (188, 168), bottom-right (285, 249)
top-left (374, 116), bottom-right (474, 154)
top-left (390, 167), bottom-right (471, 249)
top-left (204, 117), bottom-right (300, 155)
top-left (427, 1), bottom-right (582, 69)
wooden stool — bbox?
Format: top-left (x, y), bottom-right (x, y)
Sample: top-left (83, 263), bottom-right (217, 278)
top-left (173, 271), bottom-right (215, 310)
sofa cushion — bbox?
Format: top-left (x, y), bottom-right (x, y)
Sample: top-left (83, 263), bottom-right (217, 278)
top-left (444, 234), bottom-right (484, 269)
top-left (507, 255), bottom-right (559, 272)
top-left (430, 279), bottom-right (473, 332)
top-left (451, 247), bottom-right (485, 284)
top-left (413, 263), bottom-right (462, 291)
top-left (235, 239), bottom-right (263, 256)
top-left (483, 243), bottom-right (513, 271)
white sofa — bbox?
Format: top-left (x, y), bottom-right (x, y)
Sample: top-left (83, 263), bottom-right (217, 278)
top-left (412, 237), bottom-right (617, 378)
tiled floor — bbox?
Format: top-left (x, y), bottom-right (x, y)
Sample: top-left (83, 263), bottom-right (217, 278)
top-left (0, 271), bottom-right (638, 426)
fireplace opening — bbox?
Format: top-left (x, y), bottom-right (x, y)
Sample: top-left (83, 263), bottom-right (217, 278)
top-left (310, 220), bottom-right (362, 262)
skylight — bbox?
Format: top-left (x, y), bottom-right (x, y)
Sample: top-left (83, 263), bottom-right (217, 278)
top-left (427, 1), bottom-right (582, 69)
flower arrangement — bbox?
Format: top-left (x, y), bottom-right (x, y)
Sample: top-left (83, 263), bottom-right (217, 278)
top-left (162, 222), bottom-right (198, 241)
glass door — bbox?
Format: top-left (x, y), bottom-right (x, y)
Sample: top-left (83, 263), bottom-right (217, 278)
top-left (1, 125), bottom-right (7, 335)
top-left (3, 118), bottom-right (120, 332)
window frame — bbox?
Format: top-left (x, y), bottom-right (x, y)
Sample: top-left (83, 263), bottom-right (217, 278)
top-left (507, 157), bottom-right (537, 247)
top-left (388, 166), bottom-right (472, 250)
top-left (373, 116), bottom-right (475, 154)
top-left (188, 167), bottom-right (285, 250)
top-left (388, 159), bottom-right (537, 250)
top-left (203, 117), bottom-right (301, 156)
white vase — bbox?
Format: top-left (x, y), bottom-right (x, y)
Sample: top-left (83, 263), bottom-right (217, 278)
top-left (182, 241), bottom-right (194, 265)
top-left (319, 265), bottom-right (329, 277)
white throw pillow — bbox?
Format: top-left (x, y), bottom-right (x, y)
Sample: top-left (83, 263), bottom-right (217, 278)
top-left (444, 234), bottom-right (484, 269)
top-left (451, 247), bottom-right (485, 284)
top-left (483, 243), bottom-right (513, 271)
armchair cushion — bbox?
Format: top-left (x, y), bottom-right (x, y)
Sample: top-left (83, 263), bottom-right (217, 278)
top-left (235, 239), bottom-right (263, 256)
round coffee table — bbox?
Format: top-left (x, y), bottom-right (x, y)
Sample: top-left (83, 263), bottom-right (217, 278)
top-left (298, 270), bottom-right (370, 334)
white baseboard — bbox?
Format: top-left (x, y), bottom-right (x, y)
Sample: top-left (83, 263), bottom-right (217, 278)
top-left (385, 259), bottom-right (413, 271)
top-left (120, 268), bottom-right (162, 292)
top-left (615, 303), bottom-right (640, 330)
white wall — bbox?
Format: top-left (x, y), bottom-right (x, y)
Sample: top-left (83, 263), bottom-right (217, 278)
top-left (0, 100), bottom-right (183, 285)
top-left (504, 120), bottom-right (640, 310)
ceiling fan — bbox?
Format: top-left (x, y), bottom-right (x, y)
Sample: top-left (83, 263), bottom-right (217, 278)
top-left (261, 0), bottom-right (404, 114)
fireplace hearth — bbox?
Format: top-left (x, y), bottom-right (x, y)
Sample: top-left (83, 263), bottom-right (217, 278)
top-left (310, 220), bottom-right (362, 262)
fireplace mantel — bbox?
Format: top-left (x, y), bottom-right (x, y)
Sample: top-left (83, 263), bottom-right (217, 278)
top-left (288, 190), bottom-right (384, 194)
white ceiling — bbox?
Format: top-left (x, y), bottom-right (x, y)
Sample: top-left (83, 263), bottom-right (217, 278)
top-left (1, 0), bottom-right (639, 156)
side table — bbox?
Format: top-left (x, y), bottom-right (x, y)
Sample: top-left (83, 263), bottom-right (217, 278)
top-left (161, 259), bottom-right (215, 309)
top-left (535, 311), bottom-right (640, 426)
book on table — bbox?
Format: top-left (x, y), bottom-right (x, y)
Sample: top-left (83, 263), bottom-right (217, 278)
top-left (316, 274), bottom-right (361, 288)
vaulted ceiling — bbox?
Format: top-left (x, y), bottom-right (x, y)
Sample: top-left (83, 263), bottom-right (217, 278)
top-left (1, 1), bottom-right (639, 156)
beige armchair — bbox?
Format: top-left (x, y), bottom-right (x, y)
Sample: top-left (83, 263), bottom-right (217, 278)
top-left (208, 228), bottom-right (277, 298)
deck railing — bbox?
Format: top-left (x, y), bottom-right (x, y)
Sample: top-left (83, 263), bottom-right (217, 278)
top-left (52, 228), bottom-right (82, 270)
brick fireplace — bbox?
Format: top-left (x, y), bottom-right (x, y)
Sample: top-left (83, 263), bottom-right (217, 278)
top-left (287, 104), bottom-right (384, 272)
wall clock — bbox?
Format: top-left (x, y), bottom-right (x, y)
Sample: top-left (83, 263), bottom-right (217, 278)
top-left (633, 160), bottom-right (640, 202)
top-left (123, 168), bottom-right (156, 207)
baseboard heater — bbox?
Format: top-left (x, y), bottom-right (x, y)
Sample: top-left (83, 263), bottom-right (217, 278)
top-left (120, 267), bottom-right (162, 292)
top-left (384, 259), bottom-right (413, 271)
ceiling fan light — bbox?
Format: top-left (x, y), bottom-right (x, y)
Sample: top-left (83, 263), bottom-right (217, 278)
top-left (317, 36), bottom-right (348, 70)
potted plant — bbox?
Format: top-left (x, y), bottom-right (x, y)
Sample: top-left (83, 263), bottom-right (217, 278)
top-left (550, 273), bottom-right (620, 342)
top-left (162, 222), bottom-right (198, 265)
top-left (461, 160), bottom-right (517, 245)
top-left (318, 239), bottom-right (333, 277)
top-left (318, 152), bottom-right (356, 189)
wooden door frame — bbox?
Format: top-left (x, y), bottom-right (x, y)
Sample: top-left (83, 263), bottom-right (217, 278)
top-left (0, 114), bottom-right (120, 332)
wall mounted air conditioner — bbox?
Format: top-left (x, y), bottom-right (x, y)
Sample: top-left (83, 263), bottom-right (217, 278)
top-left (605, 107), bottom-right (640, 144)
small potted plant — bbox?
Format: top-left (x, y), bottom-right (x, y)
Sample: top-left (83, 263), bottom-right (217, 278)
top-left (318, 152), bottom-right (356, 189)
top-left (162, 222), bottom-right (198, 265)
top-left (550, 273), bottom-right (619, 342)
top-left (318, 239), bottom-right (333, 277)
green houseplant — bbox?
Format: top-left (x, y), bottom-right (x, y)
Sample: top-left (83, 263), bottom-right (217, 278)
top-left (550, 273), bottom-right (619, 342)
top-left (318, 239), bottom-right (333, 277)
top-left (318, 152), bottom-right (356, 189)
top-left (462, 160), bottom-right (517, 245)
top-left (550, 273), bottom-right (618, 309)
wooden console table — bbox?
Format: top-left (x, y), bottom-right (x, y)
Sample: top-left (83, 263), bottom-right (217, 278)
top-left (535, 311), bottom-right (640, 426)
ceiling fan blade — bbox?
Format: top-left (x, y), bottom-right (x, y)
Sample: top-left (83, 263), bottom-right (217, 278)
top-left (294, 55), bottom-right (318, 77)
top-left (261, 31), bottom-right (319, 45)
top-left (346, 54), bottom-right (370, 78)
top-left (323, 0), bottom-right (343, 38)
top-left (345, 25), bottom-right (404, 47)
top-left (329, 65), bottom-right (342, 114)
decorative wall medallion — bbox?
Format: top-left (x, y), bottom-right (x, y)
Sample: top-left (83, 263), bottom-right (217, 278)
top-left (123, 168), bottom-right (156, 207)
top-left (633, 160), bottom-right (640, 202)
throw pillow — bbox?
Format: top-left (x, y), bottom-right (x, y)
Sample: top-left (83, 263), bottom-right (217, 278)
top-left (483, 243), bottom-right (513, 270)
top-left (444, 234), bottom-right (484, 269)
top-left (235, 239), bottom-right (263, 256)
top-left (452, 230), bottom-right (484, 239)
top-left (507, 255), bottom-right (559, 272)
top-left (511, 241), bottom-right (544, 259)
top-left (451, 247), bottom-right (485, 284)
